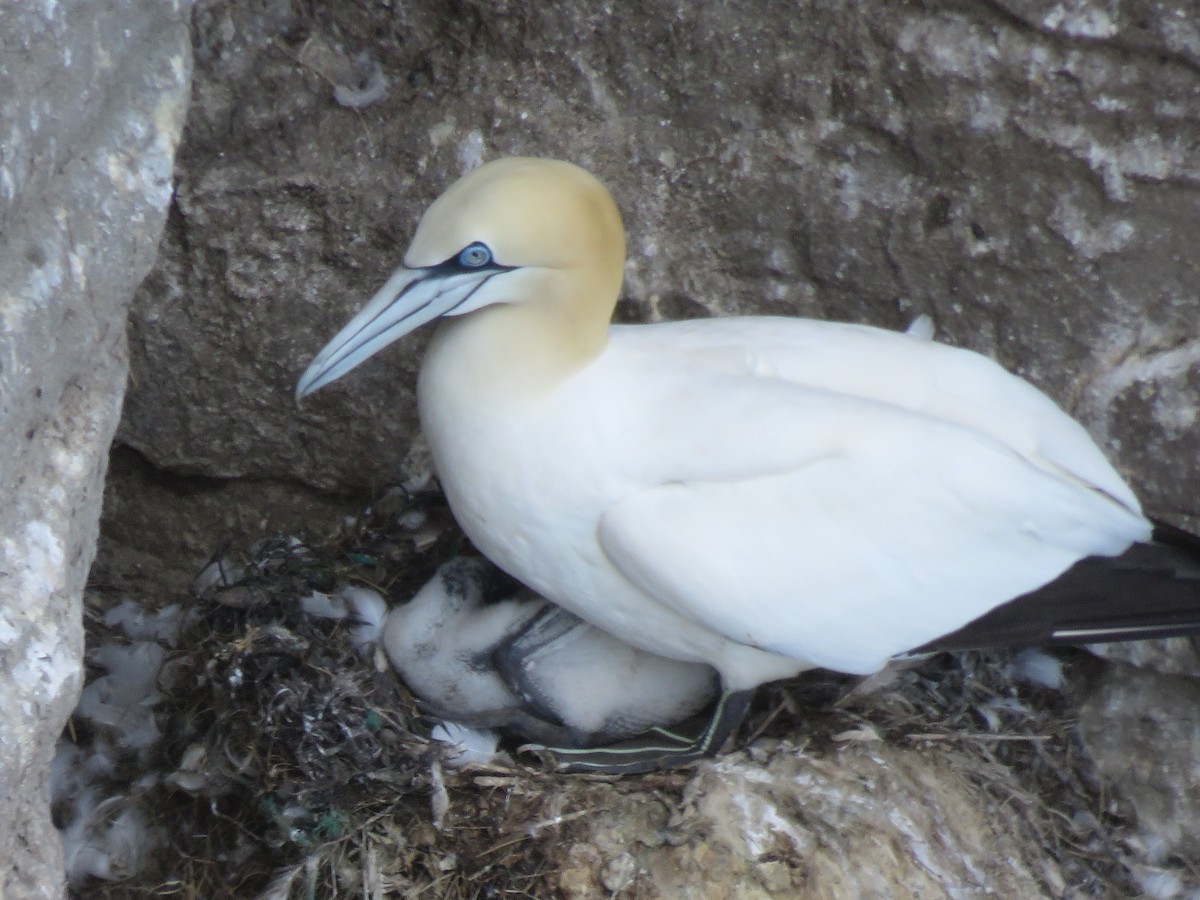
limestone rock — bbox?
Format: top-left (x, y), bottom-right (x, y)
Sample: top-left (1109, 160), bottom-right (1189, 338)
top-left (1088, 636), bottom-right (1200, 679)
top-left (1078, 663), bottom-right (1200, 855)
top-left (541, 741), bottom-right (1059, 899)
top-left (0, 1), bottom-right (191, 895)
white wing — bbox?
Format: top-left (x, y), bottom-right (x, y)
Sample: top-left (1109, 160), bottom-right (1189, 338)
top-left (607, 318), bottom-right (1141, 512)
top-left (592, 320), bottom-right (1150, 674)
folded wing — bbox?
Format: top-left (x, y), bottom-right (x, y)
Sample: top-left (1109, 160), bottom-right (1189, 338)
top-left (596, 361), bottom-right (1150, 675)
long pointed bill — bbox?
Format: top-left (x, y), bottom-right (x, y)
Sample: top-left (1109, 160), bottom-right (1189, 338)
top-left (296, 265), bottom-right (498, 399)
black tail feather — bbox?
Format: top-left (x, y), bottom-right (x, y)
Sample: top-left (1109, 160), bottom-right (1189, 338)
top-left (917, 519), bottom-right (1200, 654)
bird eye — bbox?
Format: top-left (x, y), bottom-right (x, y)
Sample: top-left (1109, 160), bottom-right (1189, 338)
top-left (458, 242), bottom-right (493, 268)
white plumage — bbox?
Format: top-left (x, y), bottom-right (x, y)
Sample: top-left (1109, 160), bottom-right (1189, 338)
top-left (419, 314), bottom-right (1147, 685)
top-left (297, 157), bottom-right (1157, 768)
top-left (381, 558), bottom-right (717, 744)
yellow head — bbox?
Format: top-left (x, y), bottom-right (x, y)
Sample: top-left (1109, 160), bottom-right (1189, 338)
top-left (297, 157), bottom-right (626, 398)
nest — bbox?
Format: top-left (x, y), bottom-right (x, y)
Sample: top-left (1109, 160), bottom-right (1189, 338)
top-left (75, 488), bottom-right (561, 897)
top-left (71, 486), bottom-right (1179, 898)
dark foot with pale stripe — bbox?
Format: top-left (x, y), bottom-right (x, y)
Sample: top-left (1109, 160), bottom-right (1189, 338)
top-left (520, 689), bottom-right (754, 774)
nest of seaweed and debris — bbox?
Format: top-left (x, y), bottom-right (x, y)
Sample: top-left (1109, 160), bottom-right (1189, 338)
top-left (67, 486), bottom-right (1179, 897)
top-left (71, 487), bottom-right (558, 897)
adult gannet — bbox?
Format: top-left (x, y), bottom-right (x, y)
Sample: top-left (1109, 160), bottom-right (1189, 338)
top-left (297, 157), bottom-right (1200, 772)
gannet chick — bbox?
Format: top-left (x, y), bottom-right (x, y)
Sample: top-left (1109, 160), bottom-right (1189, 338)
top-left (383, 557), bottom-right (539, 729)
top-left (382, 557), bottom-right (718, 748)
top-left (298, 157), bottom-right (1200, 772)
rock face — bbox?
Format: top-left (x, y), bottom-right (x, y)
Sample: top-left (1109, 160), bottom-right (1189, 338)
top-left (545, 742), bottom-right (1061, 899)
top-left (1079, 663), bottom-right (1200, 855)
top-left (0, 1), bottom-right (191, 895)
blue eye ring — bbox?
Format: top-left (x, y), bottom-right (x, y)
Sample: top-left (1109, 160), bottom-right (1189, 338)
top-left (458, 242), bottom-right (493, 269)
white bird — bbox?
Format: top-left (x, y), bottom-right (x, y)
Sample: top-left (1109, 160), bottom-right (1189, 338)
top-left (380, 557), bottom-right (718, 748)
top-left (297, 157), bottom-right (1200, 771)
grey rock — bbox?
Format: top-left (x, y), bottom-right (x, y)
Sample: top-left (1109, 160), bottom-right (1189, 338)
top-left (550, 740), bottom-right (1061, 898)
top-left (1088, 636), bottom-right (1200, 678)
top-left (1078, 663), bottom-right (1200, 855)
top-left (0, 0), bottom-right (191, 895)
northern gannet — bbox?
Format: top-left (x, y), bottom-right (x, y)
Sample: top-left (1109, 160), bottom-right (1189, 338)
top-left (381, 557), bottom-right (718, 748)
top-left (297, 157), bottom-right (1200, 772)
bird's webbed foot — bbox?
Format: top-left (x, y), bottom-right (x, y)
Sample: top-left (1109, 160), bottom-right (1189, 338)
top-left (519, 689), bottom-right (754, 775)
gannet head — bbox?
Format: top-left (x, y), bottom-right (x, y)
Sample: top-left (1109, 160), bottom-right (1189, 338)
top-left (296, 157), bottom-right (625, 398)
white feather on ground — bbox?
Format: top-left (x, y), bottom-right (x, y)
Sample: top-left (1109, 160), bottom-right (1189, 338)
top-left (54, 600), bottom-right (172, 886)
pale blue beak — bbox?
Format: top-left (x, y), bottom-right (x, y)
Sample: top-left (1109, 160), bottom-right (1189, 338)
top-left (295, 264), bottom-right (499, 400)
